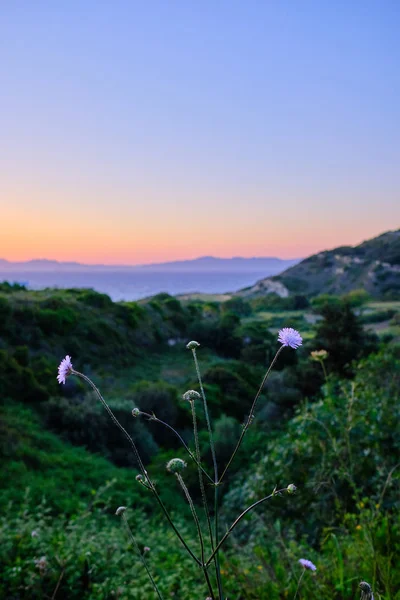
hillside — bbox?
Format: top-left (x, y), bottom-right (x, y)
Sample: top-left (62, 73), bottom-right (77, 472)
top-left (237, 229), bottom-right (400, 298)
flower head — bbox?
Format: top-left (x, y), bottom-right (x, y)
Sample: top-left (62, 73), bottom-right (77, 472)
top-left (186, 340), bottom-right (200, 350)
top-left (287, 484), bottom-right (297, 495)
top-left (359, 582), bottom-right (374, 600)
top-left (57, 355), bottom-right (73, 384)
top-left (310, 349), bottom-right (328, 362)
top-left (115, 506), bottom-right (127, 516)
top-left (278, 328), bottom-right (303, 349)
top-left (143, 546), bottom-right (150, 553)
top-left (182, 390), bottom-right (201, 402)
top-left (34, 556), bottom-right (47, 573)
top-left (166, 458), bottom-right (186, 473)
top-left (298, 558), bottom-right (316, 571)
top-left (132, 408), bottom-right (141, 417)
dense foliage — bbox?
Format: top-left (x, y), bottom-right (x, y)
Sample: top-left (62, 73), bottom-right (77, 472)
top-left (0, 285), bottom-right (399, 599)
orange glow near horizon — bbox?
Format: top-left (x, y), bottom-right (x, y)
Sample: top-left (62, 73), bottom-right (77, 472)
top-left (1, 198), bottom-right (395, 265)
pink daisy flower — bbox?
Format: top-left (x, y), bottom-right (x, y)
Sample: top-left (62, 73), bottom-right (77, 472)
top-left (57, 355), bottom-right (73, 384)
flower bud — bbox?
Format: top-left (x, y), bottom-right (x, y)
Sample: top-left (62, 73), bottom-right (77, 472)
top-left (115, 506), bottom-right (127, 516)
top-left (132, 408), bottom-right (140, 417)
top-left (310, 349), bottom-right (328, 362)
top-left (186, 340), bottom-right (200, 350)
top-left (166, 458), bottom-right (187, 473)
top-left (182, 390), bottom-right (201, 402)
top-left (287, 484), bottom-right (297, 495)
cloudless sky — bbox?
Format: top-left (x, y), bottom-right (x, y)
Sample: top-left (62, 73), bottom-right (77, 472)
top-left (1, 1), bottom-right (399, 264)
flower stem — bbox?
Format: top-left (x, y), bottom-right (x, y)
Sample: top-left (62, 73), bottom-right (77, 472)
top-left (190, 401), bottom-right (214, 549)
top-left (176, 474), bottom-right (215, 600)
top-left (205, 487), bottom-right (288, 566)
top-left (73, 370), bottom-right (201, 567)
top-left (122, 513), bottom-right (164, 600)
top-left (293, 568), bottom-right (305, 600)
top-left (219, 346), bottom-right (284, 483)
top-left (139, 410), bottom-right (213, 483)
top-left (191, 348), bottom-right (223, 599)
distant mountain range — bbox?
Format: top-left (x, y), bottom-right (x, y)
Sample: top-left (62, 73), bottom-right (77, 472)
top-left (237, 229), bottom-right (400, 299)
top-left (0, 256), bottom-right (300, 274)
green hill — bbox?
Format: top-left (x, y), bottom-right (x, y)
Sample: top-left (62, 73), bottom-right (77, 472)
top-left (237, 229), bottom-right (400, 299)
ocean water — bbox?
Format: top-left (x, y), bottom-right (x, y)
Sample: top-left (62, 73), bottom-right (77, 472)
top-left (0, 270), bottom-right (269, 301)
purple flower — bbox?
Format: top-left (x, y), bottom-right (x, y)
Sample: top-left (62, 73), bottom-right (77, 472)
top-left (278, 328), bottom-right (303, 349)
top-left (298, 558), bottom-right (316, 571)
top-left (57, 355), bottom-right (73, 384)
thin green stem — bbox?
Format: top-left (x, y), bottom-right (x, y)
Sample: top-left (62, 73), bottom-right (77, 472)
top-left (176, 474), bottom-right (215, 600)
top-left (176, 473), bottom-right (205, 563)
top-left (139, 410), bottom-right (213, 483)
top-left (206, 487), bottom-right (288, 567)
top-left (219, 346), bottom-right (284, 483)
top-left (190, 401), bottom-right (215, 551)
top-left (121, 513), bottom-right (163, 600)
top-left (293, 568), bottom-right (305, 600)
top-left (191, 399), bottom-right (221, 594)
top-left (192, 349), bottom-right (218, 481)
top-left (73, 371), bottom-right (201, 566)
top-left (191, 349), bottom-right (223, 599)
top-left (214, 484), bottom-right (223, 599)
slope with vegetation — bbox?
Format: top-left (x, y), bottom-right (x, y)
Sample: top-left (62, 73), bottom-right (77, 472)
top-left (237, 229), bottom-right (400, 299)
top-left (0, 281), bottom-right (399, 598)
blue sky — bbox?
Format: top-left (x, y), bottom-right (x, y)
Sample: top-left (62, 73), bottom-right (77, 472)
top-left (1, 1), bottom-right (399, 263)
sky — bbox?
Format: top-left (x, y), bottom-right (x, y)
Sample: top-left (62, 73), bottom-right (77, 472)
top-left (1, 1), bottom-right (400, 265)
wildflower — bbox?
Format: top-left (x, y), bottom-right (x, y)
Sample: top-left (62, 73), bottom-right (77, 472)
top-left (310, 349), bottom-right (328, 361)
top-left (131, 408), bottom-right (141, 417)
top-left (57, 355), bottom-right (73, 384)
top-left (298, 558), bottom-right (316, 571)
top-left (31, 530), bottom-right (39, 538)
top-left (115, 506), bottom-right (127, 516)
top-left (182, 390), bottom-right (201, 402)
top-left (287, 483), bottom-right (297, 495)
top-left (186, 340), bottom-right (200, 350)
top-left (359, 582), bottom-right (374, 600)
top-left (166, 458), bottom-right (186, 473)
top-left (143, 546), bottom-right (150, 553)
top-left (278, 328), bottom-right (303, 349)
top-left (34, 556), bottom-right (47, 573)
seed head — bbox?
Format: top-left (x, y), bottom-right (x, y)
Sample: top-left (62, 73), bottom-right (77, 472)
top-left (287, 484), bottom-right (297, 495)
top-left (115, 506), bottom-right (127, 516)
top-left (359, 582), bottom-right (374, 600)
top-left (166, 458), bottom-right (187, 473)
top-left (182, 390), bottom-right (201, 402)
top-left (132, 408), bottom-right (141, 417)
top-left (186, 340), bottom-right (200, 350)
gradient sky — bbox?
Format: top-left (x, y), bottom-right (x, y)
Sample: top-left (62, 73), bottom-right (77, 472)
top-left (1, 1), bottom-right (400, 264)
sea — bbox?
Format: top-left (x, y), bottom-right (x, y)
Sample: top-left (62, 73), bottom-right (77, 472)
top-left (0, 270), bottom-right (269, 301)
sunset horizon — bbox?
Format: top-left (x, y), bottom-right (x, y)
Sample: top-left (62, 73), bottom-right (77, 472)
top-left (2, 3), bottom-right (400, 268)
top-left (0, 225), bottom-right (397, 266)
